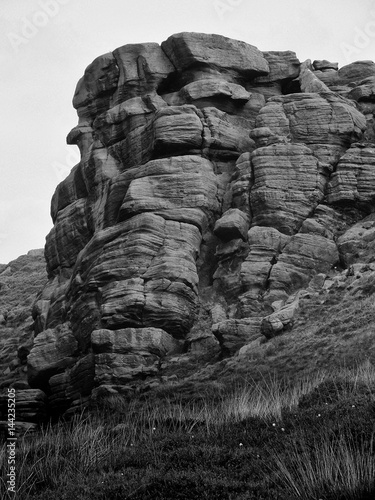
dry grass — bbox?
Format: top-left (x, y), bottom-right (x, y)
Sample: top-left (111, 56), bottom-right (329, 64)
top-left (203, 282), bottom-right (375, 389)
top-left (1, 360), bottom-right (374, 499)
top-left (273, 434), bottom-right (375, 499)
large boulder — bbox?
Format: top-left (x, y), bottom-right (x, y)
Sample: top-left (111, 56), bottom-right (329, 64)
top-left (250, 51), bottom-right (300, 98)
top-left (337, 214), bottom-right (375, 266)
top-left (161, 32), bottom-right (269, 77)
top-left (212, 318), bottom-right (262, 354)
top-left (27, 324), bottom-right (78, 388)
top-left (261, 294), bottom-right (300, 339)
top-left (255, 51), bottom-right (300, 83)
top-left (338, 61), bottom-right (375, 86)
top-left (214, 209), bottom-right (250, 241)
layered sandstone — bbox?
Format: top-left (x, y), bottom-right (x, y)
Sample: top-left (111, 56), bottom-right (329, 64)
top-left (27, 33), bottom-right (375, 414)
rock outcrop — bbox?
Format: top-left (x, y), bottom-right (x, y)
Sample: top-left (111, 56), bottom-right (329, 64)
top-left (0, 250), bottom-right (47, 388)
top-left (27, 32), bottom-right (375, 415)
top-left (0, 251), bottom-right (47, 436)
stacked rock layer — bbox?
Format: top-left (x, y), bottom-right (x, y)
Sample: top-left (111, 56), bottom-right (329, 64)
top-left (29, 33), bottom-right (375, 413)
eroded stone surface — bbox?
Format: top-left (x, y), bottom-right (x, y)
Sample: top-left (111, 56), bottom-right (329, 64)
top-left (267, 233), bottom-right (339, 303)
top-left (337, 214), bottom-right (375, 266)
top-left (28, 323), bottom-right (78, 388)
top-left (28, 33), bottom-right (375, 414)
top-left (261, 293), bottom-right (300, 339)
top-left (328, 144), bottom-right (375, 209)
top-left (214, 208), bottom-right (250, 241)
top-left (161, 32), bottom-right (269, 77)
top-left (0, 389), bottom-right (47, 437)
top-left (212, 318), bottom-right (262, 354)
top-left (255, 93), bottom-right (366, 165)
top-left (250, 143), bottom-right (326, 234)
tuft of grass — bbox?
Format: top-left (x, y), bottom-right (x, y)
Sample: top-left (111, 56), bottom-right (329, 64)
top-left (272, 433), bottom-right (375, 500)
top-left (0, 412), bottom-right (113, 499)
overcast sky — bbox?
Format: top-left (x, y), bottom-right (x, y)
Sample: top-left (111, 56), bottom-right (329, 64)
top-left (0, 0), bottom-right (374, 263)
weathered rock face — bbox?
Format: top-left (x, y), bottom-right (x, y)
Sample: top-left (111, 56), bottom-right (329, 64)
top-left (0, 251), bottom-right (48, 435)
top-left (29, 32), bottom-right (375, 413)
top-left (0, 250), bottom-right (47, 389)
top-left (250, 143), bottom-right (326, 234)
top-left (328, 144), bottom-right (375, 209)
top-left (337, 214), bottom-right (375, 267)
top-left (161, 32), bottom-right (269, 78)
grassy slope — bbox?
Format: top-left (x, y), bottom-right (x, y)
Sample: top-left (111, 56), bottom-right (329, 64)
top-left (1, 362), bottom-right (374, 499)
top-left (1, 255), bottom-right (375, 498)
top-left (158, 266), bottom-right (375, 394)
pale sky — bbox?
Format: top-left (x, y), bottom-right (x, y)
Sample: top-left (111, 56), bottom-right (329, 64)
top-left (0, 0), bottom-right (374, 263)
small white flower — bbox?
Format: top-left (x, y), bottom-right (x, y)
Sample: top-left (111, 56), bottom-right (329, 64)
top-left (352, 405), bottom-right (356, 408)
top-left (272, 423), bottom-right (276, 427)
top-left (281, 428), bottom-right (285, 432)
top-left (317, 414), bottom-right (321, 417)
top-left (239, 443), bottom-right (243, 447)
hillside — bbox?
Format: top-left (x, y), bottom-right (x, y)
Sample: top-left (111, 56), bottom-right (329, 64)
top-left (1, 31), bottom-right (375, 499)
top-left (0, 250), bottom-right (47, 389)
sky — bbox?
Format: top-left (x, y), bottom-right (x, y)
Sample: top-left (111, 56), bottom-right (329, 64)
top-left (0, 0), bottom-right (375, 264)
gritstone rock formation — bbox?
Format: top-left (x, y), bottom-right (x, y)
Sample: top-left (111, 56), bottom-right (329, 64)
top-left (27, 32), bottom-right (375, 415)
top-left (0, 251), bottom-right (47, 436)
